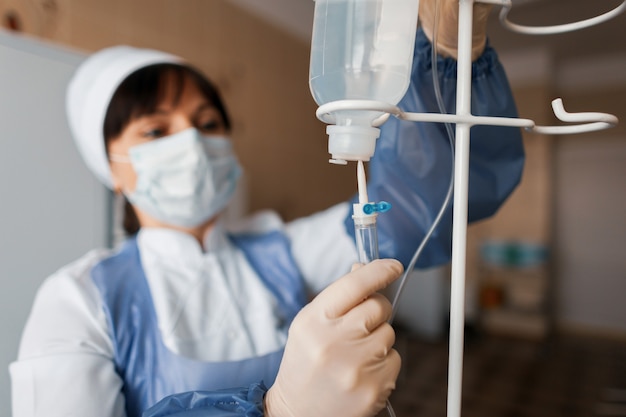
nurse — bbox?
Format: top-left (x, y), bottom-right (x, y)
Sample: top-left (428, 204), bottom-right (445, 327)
top-left (10, 1), bottom-right (524, 416)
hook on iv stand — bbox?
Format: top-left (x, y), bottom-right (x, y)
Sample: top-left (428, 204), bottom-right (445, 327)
top-left (314, 2), bottom-right (624, 417)
top-left (316, 97), bottom-right (619, 133)
top-left (498, 0), bottom-right (626, 35)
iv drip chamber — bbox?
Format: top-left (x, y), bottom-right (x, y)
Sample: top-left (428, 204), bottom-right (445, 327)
top-left (309, 0), bottom-right (419, 163)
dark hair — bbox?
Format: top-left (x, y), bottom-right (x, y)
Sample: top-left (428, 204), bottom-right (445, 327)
top-left (103, 63), bottom-right (230, 236)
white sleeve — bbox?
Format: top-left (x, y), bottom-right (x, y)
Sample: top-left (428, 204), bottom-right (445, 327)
top-left (9, 250), bottom-right (126, 417)
top-left (285, 203), bottom-right (358, 295)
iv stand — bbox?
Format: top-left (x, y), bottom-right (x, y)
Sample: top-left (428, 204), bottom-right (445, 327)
top-left (447, 3), bottom-right (473, 417)
top-left (315, 1), bottom-right (624, 417)
top-left (432, 3), bottom-right (622, 416)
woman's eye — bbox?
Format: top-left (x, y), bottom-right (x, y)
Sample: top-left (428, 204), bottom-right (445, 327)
top-left (143, 128), bottom-right (165, 139)
top-left (199, 120), bottom-right (221, 133)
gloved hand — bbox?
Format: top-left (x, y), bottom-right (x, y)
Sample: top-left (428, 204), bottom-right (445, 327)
top-left (265, 259), bottom-right (403, 417)
top-left (419, 0), bottom-right (493, 60)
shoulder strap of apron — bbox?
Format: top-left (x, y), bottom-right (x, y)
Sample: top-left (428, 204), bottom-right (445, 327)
top-left (229, 230), bottom-right (308, 324)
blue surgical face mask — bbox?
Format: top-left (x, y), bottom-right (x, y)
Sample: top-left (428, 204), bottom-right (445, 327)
top-left (119, 127), bottom-right (242, 228)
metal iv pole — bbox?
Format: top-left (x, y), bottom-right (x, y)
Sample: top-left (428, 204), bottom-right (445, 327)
top-left (446, 2), bottom-right (473, 416)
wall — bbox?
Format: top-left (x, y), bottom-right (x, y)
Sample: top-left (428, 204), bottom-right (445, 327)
top-left (463, 48), bottom-right (554, 330)
top-left (485, 4), bottom-right (626, 337)
top-left (0, 30), bottom-right (109, 417)
top-left (466, 46), bottom-right (626, 337)
top-left (0, 0), bottom-right (355, 221)
top-left (553, 84), bottom-right (626, 336)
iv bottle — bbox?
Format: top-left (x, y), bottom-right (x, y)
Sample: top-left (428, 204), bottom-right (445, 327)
top-left (309, 0), bottom-right (419, 163)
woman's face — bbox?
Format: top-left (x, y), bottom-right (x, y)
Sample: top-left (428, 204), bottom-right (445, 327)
top-left (107, 73), bottom-right (227, 194)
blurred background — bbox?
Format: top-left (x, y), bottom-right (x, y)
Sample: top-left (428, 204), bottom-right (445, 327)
top-left (0, 0), bottom-right (624, 416)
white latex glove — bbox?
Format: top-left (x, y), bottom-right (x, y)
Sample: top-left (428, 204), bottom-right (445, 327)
top-left (265, 259), bottom-right (403, 417)
top-left (419, 0), bottom-right (493, 60)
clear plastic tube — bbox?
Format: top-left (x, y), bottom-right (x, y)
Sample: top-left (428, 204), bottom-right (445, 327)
top-left (353, 218), bottom-right (397, 417)
top-left (355, 222), bottom-right (380, 264)
top-left (354, 159), bottom-right (381, 264)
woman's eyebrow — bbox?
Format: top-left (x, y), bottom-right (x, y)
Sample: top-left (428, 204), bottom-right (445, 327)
top-left (194, 102), bottom-right (215, 116)
top-left (132, 108), bottom-right (168, 120)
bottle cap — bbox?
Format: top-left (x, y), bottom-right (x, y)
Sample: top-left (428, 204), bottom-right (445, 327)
top-left (326, 125), bottom-right (380, 164)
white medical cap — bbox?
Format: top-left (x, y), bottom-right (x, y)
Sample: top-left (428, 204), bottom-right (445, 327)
top-left (66, 45), bottom-right (182, 189)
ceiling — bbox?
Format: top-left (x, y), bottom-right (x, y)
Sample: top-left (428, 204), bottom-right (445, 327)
top-left (227, 0), bottom-right (626, 63)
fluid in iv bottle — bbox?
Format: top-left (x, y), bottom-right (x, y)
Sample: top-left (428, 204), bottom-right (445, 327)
top-left (309, 0), bottom-right (419, 162)
top-left (309, 0), bottom-right (419, 119)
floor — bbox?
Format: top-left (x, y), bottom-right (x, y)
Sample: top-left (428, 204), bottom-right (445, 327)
top-left (387, 328), bottom-right (626, 417)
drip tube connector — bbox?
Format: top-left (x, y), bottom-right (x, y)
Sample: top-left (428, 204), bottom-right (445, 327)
top-left (352, 201), bottom-right (392, 226)
top-left (363, 201), bottom-right (392, 215)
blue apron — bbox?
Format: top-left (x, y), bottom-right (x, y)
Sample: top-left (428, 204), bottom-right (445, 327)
top-left (91, 231), bottom-right (307, 417)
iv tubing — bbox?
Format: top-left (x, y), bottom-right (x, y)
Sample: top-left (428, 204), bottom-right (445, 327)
top-left (389, 0), bottom-right (456, 324)
top-left (386, 0), bottom-right (466, 417)
top-left (387, 0), bottom-right (458, 414)
top-left (357, 160), bottom-right (369, 204)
